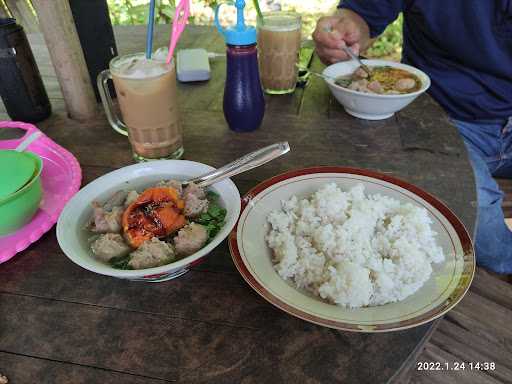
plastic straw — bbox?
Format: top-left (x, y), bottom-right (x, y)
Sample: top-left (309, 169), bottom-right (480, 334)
top-left (166, 0), bottom-right (190, 64)
top-left (253, 0), bottom-right (264, 25)
top-left (146, 0), bottom-right (156, 59)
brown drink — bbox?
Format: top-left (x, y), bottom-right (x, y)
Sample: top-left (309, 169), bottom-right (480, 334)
top-left (258, 12), bottom-right (301, 94)
top-left (98, 53), bottom-right (183, 161)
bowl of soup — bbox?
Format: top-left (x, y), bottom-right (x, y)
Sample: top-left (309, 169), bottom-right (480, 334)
top-left (57, 160), bottom-right (241, 282)
top-left (323, 59), bottom-right (430, 120)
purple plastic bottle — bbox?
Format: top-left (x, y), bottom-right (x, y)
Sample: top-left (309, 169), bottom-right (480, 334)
top-left (224, 44), bottom-right (265, 132)
top-left (215, 0), bottom-right (265, 132)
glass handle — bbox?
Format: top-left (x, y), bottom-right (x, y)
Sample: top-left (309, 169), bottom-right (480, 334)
top-left (97, 69), bottom-right (128, 136)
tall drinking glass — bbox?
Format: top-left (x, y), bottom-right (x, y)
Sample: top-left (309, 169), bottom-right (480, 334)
top-left (257, 12), bottom-right (302, 94)
top-left (98, 53), bottom-right (183, 162)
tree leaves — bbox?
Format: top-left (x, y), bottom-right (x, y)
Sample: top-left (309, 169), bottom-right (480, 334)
top-left (107, 0), bottom-right (177, 25)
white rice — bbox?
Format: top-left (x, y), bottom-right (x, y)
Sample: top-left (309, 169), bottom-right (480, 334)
top-left (266, 183), bottom-right (444, 308)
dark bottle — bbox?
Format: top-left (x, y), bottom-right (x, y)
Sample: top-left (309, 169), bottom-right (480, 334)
top-left (215, 0), bottom-right (265, 132)
top-left (224, 44), bottom-right (265, 132)
top-left (0, 18), bottom-right (51, 122)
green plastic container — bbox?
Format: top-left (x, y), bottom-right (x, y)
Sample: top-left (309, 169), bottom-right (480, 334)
top-left (0, 150), bottom-right (36, 198)
top-left (0, 152), bottom-right (43, 235)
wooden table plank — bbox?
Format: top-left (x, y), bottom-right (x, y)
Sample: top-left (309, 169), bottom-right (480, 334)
top-left (0, 294), bottom-right (255, 382)
top-left (447, 291), bottom-right (512, 342)
top-left (0, 352), bottom-right (169, 384)
top-left (431, 319), bottom-right (512, 382)
top-left (468, 268), bottom-right (512, 311)
top-left (300, 56), bottom-right (331, 117)
top-left (410, 344), bottom-right (503, 384)
top-left (0, 292), bottom-right (433, 384)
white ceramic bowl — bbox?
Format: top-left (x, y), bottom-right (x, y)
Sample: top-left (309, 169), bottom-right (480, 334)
top-left (57, 160), bottom-right (241, 282)
top-left (230, 167), bottom-right (475, 332)
top-left (323, 59), bottom-right (431, 120)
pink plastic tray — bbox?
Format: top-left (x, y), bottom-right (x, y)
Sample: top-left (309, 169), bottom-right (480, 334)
top-left (0, 121), bottom-right (82, 263)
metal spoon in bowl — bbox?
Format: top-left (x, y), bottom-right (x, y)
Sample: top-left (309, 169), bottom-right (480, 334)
top-left (295, 64), bottom-right (336, 82)
top-left (295, 65), bottom-right (354, 88)
top-left (184, 142), bottom-right (290, 188)
top-left (340, 45), bottom-right (372, 77)
top-left (322, 26), bottom-right (372, 77)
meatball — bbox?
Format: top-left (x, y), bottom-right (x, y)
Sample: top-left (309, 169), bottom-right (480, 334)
top-left (128, 237), bottom-right (176, 269)
top-left (184, 193), bottom-right (209, 218)
top-left (174, 223), bottom-right (208, 256)
top-left (395, 78), bottom-right (417, 92)
top-left (91, 233), bottom-right (131, 262)
top-left (183, 183), bottom-right (209, 218)
top-left (183, 183), bottom-right (206, 199)
top-left (348, 79), bottom-right (369, 93)
top-left (157, 179), bottom-right (183, 196)
top-left (102, 190), bottom-right (127, 211)
top-left (124, 190), bottom-right (139, 207)
top-left (90, 204), bottom-right (124, 233)
top-left (367, 80), bottom-right (384, 94)
top-left (354, 66), bottom-right (369, 79)
top-left (89, 190), bottom-right (128, 233)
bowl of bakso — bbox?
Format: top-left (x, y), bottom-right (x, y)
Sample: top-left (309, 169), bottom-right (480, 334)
top-left (323, 59), bottom-right (430, 120)
top-left (57, 160), bottom-right (241, 282)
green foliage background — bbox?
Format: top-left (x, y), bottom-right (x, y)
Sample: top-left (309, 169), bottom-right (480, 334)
top-left (106, 0), bottom-right (402, 60)
top-left (366, 13), bottom-right (402, 60)
top-left (108, 0), bottom-right (176, 25)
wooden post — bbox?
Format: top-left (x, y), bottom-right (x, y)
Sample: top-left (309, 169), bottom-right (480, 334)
top-left (32, 0), bottom-right (97, 121)
top-left (4, 0), bottom-right (39, 33)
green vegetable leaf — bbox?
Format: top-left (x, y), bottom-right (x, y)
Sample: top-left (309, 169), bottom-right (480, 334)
top-left (208, 204), bottom-right (223, 218)
top-left (199, 213), bottom-right (212, 221)
top-left (189, 190), bottom-right (226, 243)
top-left (206, 190), bottom-right (219, 202)
top-left (109, 254), bottom-right (133, 270)
top-left (335, 77), bottom-right (352, 88)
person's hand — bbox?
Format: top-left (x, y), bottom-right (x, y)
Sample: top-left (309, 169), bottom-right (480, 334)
top-left (312, 10), bottom-right (370, 65)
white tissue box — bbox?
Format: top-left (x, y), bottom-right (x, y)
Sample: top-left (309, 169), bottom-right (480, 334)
top-left (176, 48), bottom-right (211, 82)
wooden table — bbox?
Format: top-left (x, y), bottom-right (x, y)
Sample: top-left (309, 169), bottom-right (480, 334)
top-left (0, 26), bottom-right (476, 383)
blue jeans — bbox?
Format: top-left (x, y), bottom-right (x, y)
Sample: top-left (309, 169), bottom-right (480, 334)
top-left (453, 117), bottom-right (512, 274)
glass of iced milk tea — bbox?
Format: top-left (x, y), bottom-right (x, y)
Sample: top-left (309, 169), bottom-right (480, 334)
top-left (97, 53), bottom-right (183, 161)
top-left (257, 12), bottom-right (302, 94)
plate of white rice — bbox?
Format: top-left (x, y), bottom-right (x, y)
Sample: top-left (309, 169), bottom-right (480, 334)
top-left (229, 167), bottom-right (475, 332)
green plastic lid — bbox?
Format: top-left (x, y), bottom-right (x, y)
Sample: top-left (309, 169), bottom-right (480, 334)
top-left (0, 150), bottom-right (38, 199)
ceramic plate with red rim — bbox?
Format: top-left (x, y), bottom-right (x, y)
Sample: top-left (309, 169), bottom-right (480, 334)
top-left (229, 167), bottom-right (475, 332)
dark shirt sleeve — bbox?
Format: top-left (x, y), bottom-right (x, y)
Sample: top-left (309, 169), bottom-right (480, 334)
top-left (338, 0), bottom-right (405, 37)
